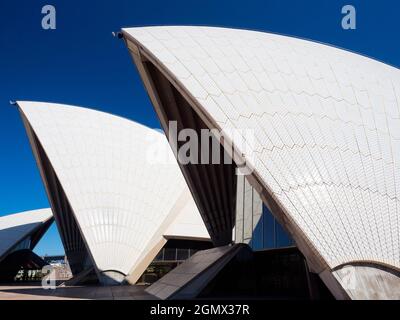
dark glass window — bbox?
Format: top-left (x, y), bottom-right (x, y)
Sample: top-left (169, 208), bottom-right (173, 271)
top-left (154, 248), bottom-right (164, 261)
top-left (250, 204), bottom-right (294, 250)
top-left (250, 215), bottom-right (264, 250)
top-left (176, 249), bottom-right (189, 261)
top-left (263, 204), bottom-right (275, 249)
top-left (163, 248), bottom-right (176, 261)
top-left (276, 221), bottom-right (293, 247)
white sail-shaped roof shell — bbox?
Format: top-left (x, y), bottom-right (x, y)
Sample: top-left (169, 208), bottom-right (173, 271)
top-left (122, 26), bottom-right (400, 282)
top-left (0, 208), bottom-right (53, 260)
top-left (18, 101), bottom-right (209, 283)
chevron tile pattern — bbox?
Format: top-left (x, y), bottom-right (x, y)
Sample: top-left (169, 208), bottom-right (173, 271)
top-left (123, 26), bottom-right (400, 270)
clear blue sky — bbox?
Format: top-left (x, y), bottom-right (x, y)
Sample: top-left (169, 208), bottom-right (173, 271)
top-left (0, 0), bottom-right (399, 256)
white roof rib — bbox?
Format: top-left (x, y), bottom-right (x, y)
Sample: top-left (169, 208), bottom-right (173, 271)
top-left (122, 26), bottom-right (400, 271)
top-left (18, 101), bottom-right (209, 281)
top-left (0, 208), bottom-right (53, 259)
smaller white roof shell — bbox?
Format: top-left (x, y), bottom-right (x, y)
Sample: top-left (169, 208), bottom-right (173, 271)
top-left (0, 208), bottom-right (53, 260)
top-left (18, 101), bottom-right (209, 282)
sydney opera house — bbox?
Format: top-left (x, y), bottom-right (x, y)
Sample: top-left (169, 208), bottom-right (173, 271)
top-left (1, 26), bottom-right (399, 300)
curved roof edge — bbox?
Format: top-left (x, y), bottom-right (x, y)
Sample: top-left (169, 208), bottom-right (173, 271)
top-left (122, 25), bottom-right (400, 70)
top-left (333, 260), bottom-right (400, 274)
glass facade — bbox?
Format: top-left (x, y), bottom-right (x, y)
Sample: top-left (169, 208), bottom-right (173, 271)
top-left (235, 175), bottom-right (294, 250)
top-left (154, 247), bottom-right (197, 262)
top-left (249, 204), bottom-right (294, 250)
